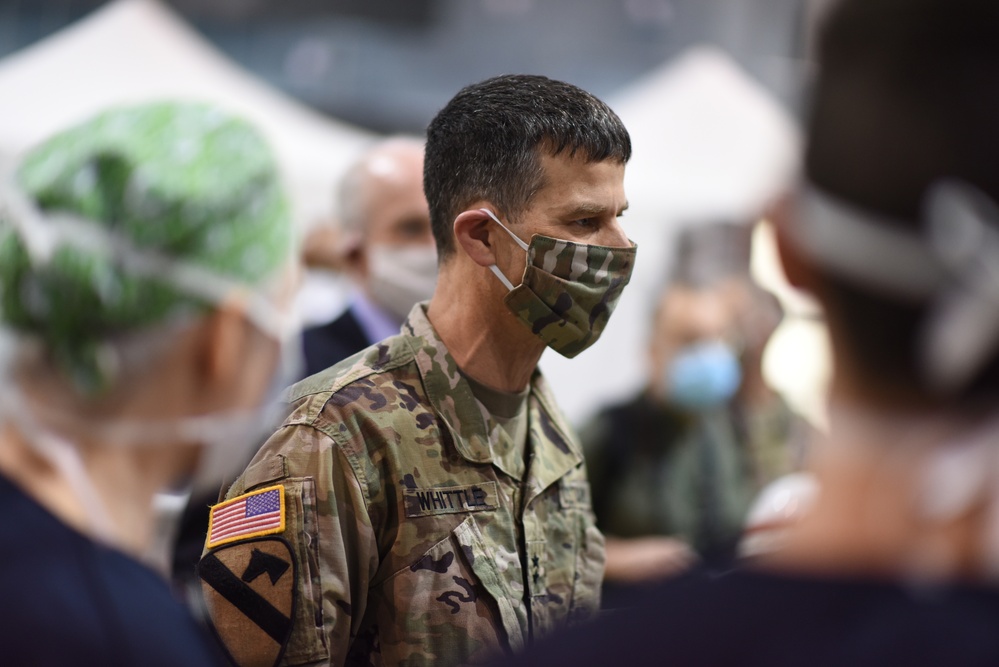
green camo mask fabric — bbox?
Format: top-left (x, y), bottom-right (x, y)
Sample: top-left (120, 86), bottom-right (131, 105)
top-left (0, 102), bottom-right (293, 393)
top-left (505, 234), bottom-right (636, 357)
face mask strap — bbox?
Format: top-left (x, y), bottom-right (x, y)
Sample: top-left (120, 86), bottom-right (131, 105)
top-left (488, 264), bottom-right (516, 291)
top-left (480, 208), bottom-right (530, 252)
top-left (792, 180), bottom-right (999, 394)
top-left (479, 208), bottom-right (528, 291)
top-left (791, 185), bottom-right (944, 300)
top-left (0, 178), bottom-right (61, 262)
top-left (2, 179), bottom-right (299, 372)
top-left (26, 211), bottom-right (293, 338)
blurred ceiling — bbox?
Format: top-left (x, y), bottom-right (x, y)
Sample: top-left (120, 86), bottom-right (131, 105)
top-left (0, 0), bottom-right (811, 133)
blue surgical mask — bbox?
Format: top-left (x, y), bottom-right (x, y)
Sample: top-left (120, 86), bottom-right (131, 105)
top-left (664, 340), bottom-right (742, 411)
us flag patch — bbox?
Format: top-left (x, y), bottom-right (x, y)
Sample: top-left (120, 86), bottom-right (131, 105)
top-left (207, 486), bottom-right (285, 549)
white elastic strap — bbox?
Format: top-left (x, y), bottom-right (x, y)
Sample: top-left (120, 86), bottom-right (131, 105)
top-left (792, 181), bottom-right (999, 393)
top-left (922, 184), bottom-right (999, 393)
top-left (792, 186), bottom-right (944, 300)
top-left (0, 379), bottom-right (280, 450)
top-left (480, 208), bottom-right (530, 251)
top-left (489, 264), bottom-right (516, 291)
top-left (0, 179), bottom-right (61, 263)
top-left (0, 179), bottom-right (295, 341)
top-left (480, 208), bottom-right (527, 291)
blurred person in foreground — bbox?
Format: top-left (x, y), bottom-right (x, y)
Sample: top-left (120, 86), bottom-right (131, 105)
top-left (199, 74), bottom-right (635, 667)
top-left (0, 102), bottom-right (297, 665)
top-left (584, 222), bottom-right (807, 604)
top-left (508, 0), bottom-right (999, 664)
top-left (299, 137), bottom-right (436, 378)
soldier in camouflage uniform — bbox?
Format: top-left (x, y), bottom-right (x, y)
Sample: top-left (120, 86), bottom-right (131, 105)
top-left (200, 74), bottom-right (636, 667)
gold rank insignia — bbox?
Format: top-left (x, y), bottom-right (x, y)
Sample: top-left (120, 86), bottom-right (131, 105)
top-left (198, 537), bottom-right (296, 667)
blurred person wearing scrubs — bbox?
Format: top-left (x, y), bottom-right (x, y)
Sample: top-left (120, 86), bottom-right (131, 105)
top-left (0, 102), bottom-right (296, 666)
top-left (510, 0), bottom-right (999, 664)
top-left (299, 137), bottom-right (436, 378)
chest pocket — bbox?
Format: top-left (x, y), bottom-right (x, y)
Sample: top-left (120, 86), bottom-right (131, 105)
top-left (560, 478), bottom-right (605, 620)
top-left (525, 477), bottom-right (605, 637)
top-left (376, 515), bottom-right (528, 665)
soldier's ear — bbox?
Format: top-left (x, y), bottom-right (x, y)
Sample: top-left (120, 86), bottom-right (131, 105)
top-left (453, 208), bottom-right (499, 268)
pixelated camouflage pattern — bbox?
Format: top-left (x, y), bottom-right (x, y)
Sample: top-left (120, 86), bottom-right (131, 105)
top-left (505, 234), bottom-right (636, 358)
top-left (208, 304), bottom-right (605, 667)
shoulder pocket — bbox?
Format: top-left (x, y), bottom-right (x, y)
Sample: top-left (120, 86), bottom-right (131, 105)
top-left (275, 477), bottom-right (328, 665)
top-left (200, 477), bottom-right (329, 667)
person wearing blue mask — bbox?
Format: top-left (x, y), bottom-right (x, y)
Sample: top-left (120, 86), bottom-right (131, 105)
top-left (582, 223), bottom-right (807, 605)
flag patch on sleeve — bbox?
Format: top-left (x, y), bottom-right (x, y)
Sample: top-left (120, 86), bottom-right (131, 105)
top-left (207, 485), bottom-right (286, 549)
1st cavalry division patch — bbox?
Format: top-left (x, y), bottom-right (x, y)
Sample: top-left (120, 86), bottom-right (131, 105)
top-left (199, 536), bottom-right (297, 667)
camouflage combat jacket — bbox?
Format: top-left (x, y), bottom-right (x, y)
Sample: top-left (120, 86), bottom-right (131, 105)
top-left (205, 304), bottom-right (605, 667)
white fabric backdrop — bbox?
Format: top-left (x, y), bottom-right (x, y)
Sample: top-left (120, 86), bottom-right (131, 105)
top-left (0, 0), bottom-right (375, 229)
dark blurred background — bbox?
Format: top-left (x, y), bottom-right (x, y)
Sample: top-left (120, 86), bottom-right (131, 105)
top-left (0, 0), bottom-right (822, 133)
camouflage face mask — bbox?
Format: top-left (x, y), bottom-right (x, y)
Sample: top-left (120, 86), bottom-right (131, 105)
top-left (482, 209), bottom-right (636, 358)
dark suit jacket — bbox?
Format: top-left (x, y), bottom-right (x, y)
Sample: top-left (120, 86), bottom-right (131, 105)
top-left (300, 306), bottom-right (371, 379)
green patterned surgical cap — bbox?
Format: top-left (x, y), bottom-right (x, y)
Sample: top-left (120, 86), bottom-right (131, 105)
top-left (0, 102), bottom-right (293, 393)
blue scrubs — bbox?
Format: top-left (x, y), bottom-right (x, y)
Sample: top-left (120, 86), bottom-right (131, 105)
top-left (0, 473), bottom-right (224, 666)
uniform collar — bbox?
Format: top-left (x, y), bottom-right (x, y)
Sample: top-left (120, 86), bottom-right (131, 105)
top-left (402, 303), bottom-right (492, 464)
top-left (402, 303), bottom-right (582, 474)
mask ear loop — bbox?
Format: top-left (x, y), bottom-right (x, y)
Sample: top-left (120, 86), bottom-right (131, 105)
top-left (488, 264), bottom-right (517, 291)
top-left (479, 209), bottom-right (529, 291)
top-left (2, 304), bottom-right (299, 451)
top-left (914, 415), bottom-right (999, 581)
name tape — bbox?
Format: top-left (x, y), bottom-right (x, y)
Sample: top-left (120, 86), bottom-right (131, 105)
top-left (403, 482), bottom-right (499, 518)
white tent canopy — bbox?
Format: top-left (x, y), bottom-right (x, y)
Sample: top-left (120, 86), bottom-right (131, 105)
top-left (614, 46), bottom-right (801, 226)
top-left (0, 0), bottom-right (375, 228)
top-left (539, 47), bottom-right (822, 427)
